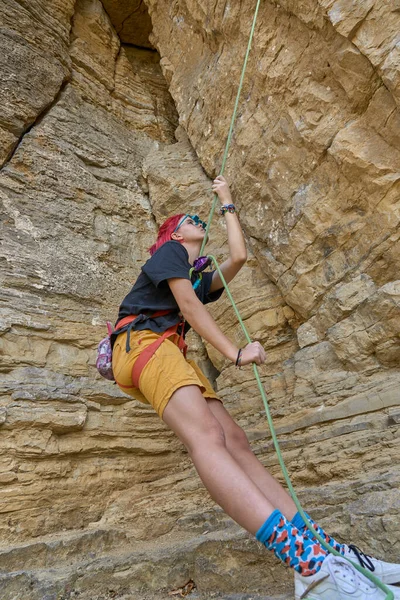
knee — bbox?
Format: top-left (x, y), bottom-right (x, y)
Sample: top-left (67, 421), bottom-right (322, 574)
top-left (185, 419), bottom-right (226, 456)
top-left (225, 423), bottom-right (251, 455)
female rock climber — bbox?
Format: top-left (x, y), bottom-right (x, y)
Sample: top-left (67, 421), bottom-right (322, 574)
top-left (111, 175), bottom-right (400, 600)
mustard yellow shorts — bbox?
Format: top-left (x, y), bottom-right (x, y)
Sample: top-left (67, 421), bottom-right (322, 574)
top-left (112, 328), bottom-right (220, 418)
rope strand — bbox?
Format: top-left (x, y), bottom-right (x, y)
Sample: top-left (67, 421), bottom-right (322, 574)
top-left (193, 1), bottom-right (393, 596)
top-left (206, 255), bottom-right (394, 599)
top-left (199, 0), bottom-right (262, 257)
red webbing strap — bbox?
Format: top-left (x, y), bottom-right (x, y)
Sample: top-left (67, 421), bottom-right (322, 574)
top-left (114, 309), bottom-right (172, 332)
top-left (131, 322), bottom-right (187, 388)
top-left (113, 311), bottom-right (187, 390)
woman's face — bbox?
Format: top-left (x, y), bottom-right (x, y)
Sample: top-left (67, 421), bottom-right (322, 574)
top-left (172, 215), bottom-right (207, 243)
top-left (173, 214), bottom-right (207, 231)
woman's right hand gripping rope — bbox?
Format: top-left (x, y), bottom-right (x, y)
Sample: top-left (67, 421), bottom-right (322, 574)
top-left (239, 341), bottom-right (266, 366)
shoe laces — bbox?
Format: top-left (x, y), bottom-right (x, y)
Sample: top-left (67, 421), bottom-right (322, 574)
top-left (348, 544), bottom-right (375, 572)
top-left (328, 556), bottom-right (376, 593)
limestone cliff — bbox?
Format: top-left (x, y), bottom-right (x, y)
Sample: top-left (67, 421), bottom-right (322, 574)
top-left (0, 1), bottom-right (399, 599)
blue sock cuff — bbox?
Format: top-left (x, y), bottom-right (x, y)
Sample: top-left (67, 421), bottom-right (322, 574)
top-left (255, 509), bottom-right (282, 544)
top-left (291, 511), bottom-right (307, 530)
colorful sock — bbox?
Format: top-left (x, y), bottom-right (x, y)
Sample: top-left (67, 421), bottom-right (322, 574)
top-left (256, 509), bottom-right (328, 576)
top-left (291, 511), bottom-right (345, 555)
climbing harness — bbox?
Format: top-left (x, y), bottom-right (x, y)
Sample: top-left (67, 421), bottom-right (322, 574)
top-left (113, 312), bottom-right (186, 389)
top-left (194, 1), bottom-right (394, 598)
top-left (96, 310), bottom-right (186, 388)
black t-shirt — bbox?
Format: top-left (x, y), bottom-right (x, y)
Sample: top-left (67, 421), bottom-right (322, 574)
top-left (116, 241), bottom-right (224, 335)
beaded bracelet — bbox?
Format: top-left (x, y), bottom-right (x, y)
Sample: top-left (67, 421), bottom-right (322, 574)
top-left (235, 348), bottom-right (242, 367)
top-left (219, 204), bottom-right (236, 216)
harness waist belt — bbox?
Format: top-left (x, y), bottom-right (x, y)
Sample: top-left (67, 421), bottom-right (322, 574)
top-left (114, 311), bottom-right (187, 389)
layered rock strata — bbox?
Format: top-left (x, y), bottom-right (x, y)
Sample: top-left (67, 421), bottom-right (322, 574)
top-left (0, 1), bottom-right (399, 599)
top-left (145, 0), bottom-right (400, 541)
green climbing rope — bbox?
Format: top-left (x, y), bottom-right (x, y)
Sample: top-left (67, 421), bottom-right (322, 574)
top-left (198, 1), bottom-right (394, 597)
top-left (208, 256), bottom-right (393, 599)
top-left (199, 0), bottom-right (262, 257)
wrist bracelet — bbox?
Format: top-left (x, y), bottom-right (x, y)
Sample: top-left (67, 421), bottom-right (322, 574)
top-left (235, 348), bottom-right (242, 367)
top-left (219, 204), bottom-right (236, 216)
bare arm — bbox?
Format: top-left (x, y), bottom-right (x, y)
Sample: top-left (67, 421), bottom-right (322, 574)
top-left (209, 176), bottom-right (247, 293)
top-left (168, 278), bottom-right (265, 366)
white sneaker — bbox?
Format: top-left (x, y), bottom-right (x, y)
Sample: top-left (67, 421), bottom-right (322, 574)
top-left (344, 544), bottom-right (400, 585)
top-left (294, 554), bottom-right (400, 599)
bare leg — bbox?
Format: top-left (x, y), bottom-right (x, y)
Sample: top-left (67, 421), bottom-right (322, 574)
top-left (162, 385), bottom-right (275, 535)
top-left (207, 399), bottom-right (297, 521)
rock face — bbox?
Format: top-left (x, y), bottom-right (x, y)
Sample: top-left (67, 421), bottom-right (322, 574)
top-left (0, 1), bottom-right (399, 599)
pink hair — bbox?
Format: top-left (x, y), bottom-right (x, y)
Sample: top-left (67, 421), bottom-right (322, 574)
top-left (148, 214), bottom-right (185, 256)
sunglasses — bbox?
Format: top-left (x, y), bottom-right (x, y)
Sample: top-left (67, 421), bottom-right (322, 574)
top-left (173, 214), bottom-right (207, 233)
